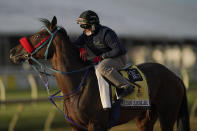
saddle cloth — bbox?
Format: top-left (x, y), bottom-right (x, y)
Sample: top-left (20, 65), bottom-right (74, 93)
top-left (95, 65), bottom-right (150, 108)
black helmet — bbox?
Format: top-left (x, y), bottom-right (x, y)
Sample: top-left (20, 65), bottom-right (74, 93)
top-left (77, 10), bottom-right (100, 25)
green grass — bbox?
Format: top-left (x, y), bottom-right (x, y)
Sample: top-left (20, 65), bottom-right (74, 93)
top-left (0, 102), bottom-right (69, 131)
top-left (0, 88), bottom-right (69, 131)
top-left (6, 88), bottom-right (52, 99)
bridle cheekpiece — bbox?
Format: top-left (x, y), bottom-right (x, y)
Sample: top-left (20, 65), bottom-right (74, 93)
top-left (19, 27), bottom-right (60, 59)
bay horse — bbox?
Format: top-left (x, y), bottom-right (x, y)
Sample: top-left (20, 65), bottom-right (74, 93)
top-left (9, 16), bottom-right (190, 131)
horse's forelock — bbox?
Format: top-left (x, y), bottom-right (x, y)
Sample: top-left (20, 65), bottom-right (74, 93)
top-left (39, 18), bottom-right (51, 28)
top-left (39, 18), bottom-right (69, 39)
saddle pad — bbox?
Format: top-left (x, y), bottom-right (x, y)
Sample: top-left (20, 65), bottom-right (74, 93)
top-left (111, 65), bottom-right (150, 107)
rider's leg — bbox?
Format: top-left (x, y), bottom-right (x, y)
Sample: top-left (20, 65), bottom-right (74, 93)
top-left (96, 55), bottom-right (134, 98)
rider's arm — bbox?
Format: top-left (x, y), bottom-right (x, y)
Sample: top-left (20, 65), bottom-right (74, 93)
top-left (73, 33), bottom-right (86, 48)
top-left (101, 30), bottom-right (126, 59)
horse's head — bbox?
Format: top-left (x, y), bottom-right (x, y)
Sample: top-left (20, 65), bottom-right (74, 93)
top-left (10, 16), bottom-right (58, 64)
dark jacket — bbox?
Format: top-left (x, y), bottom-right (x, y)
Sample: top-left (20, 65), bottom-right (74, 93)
top-left (74, 25), bottom-right (126, 58)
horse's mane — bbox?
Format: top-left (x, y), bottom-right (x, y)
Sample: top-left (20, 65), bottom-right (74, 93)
top-left (39, 18), bottom-right (91, 66)
top-left (39, 18), bottom-right (70, 41)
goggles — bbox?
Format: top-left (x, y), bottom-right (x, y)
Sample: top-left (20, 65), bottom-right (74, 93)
top-left (80, 24), bottom-right (91, 29)
top-left (77, 18), bottom-right (91, 29)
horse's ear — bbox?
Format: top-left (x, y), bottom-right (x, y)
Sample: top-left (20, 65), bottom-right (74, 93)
top-left (50, 16), bottom-right (57, 30)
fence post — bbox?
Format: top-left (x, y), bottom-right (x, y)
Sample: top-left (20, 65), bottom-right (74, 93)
top-left (181, 68), bottom-right (189, 90)
top-left (0, 78), bottom-right (6, 110)
top-left (23, 63), bottom-right (38, 102)
top-left (28, 74), bottom-right (38, 100)
top-left (44, 106), bottom-right (56, 131)
top-left (8, 104), bottom-right (24, 131)
top-left (190, 99), bottom-right (197, 120)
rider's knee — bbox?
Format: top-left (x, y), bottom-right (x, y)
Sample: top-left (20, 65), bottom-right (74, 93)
top-left (97, 64), bottom-right (113, 76)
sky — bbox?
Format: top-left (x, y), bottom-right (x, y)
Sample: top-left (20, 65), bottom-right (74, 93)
top-left (0, 0), bottom-right (197, 39)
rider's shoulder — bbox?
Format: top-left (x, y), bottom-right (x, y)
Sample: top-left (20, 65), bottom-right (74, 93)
top-left (99, 25), bottom-right (115, 34)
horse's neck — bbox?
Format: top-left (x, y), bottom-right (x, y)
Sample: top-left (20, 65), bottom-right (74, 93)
top-left (50, 35), bottom-right (101, 117)
top-left (50, 36), bottom-right (85, 94)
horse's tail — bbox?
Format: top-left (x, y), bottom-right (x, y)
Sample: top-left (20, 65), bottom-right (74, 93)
top-left (177, 80), bottom-right (190, 131)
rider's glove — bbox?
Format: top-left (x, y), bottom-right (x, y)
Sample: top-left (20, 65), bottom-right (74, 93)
top-left (94, 56), bottom-right (104, 64)
top-left (79, 48), bottom-right (87, 62)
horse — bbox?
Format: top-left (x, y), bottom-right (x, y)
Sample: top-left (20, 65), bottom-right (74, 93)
top-left (9, 16), bottom-right (190, 131)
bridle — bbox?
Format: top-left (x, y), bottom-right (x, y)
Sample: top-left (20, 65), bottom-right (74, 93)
top-left (19, 26), bottom-right (93, 73)
top-left (19, 26), bottom-right (91, 130)
top-left (20, 27), bottom-right (60, 60)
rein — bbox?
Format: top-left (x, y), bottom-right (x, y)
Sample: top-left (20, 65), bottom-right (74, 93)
top-left (37, 67), bottom-right (89, 130)
top-left (20, 26), bottom-right (91, 130)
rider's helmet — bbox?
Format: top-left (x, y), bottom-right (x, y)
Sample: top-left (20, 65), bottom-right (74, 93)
top-left (77, 10), bottom-right (100, 29)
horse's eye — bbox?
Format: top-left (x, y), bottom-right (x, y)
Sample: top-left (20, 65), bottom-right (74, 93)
top-left (33, 35), bottom-right (40, 40)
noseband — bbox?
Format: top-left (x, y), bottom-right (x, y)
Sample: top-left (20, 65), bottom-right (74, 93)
top-left (20, 35), bottom-right (51, 54)
top-left (19, 27), bottom-right (60, 59)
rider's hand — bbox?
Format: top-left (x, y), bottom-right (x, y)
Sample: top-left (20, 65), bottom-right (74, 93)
top-left (94, 56), bottom-right (103, 64)
top-left (79, 48), bottom-right (87, 62)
